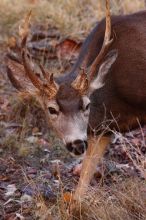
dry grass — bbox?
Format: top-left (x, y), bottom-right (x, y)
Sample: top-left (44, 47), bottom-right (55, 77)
top-left (76, 178), bottom-right (146, 220)
top-left (32, 177), bottom-right (146, 220)
top-left (0, 0), bottom-right (145, 41)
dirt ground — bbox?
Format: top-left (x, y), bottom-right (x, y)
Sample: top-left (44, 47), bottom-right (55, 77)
top-left (0, 1), bottom-right (146, 220)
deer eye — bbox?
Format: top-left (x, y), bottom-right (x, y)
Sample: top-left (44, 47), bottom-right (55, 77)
top-left (48, 107), bottom-right (59, 115)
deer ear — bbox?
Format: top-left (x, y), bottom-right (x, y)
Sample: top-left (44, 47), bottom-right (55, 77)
top-left (6, 58), bottom-right (39, 97)
top-left (89, 49), bottom-right (118, 95)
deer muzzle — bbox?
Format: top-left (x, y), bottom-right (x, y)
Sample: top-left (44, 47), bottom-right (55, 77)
top-left (66, 139), bottom-right (88, 156)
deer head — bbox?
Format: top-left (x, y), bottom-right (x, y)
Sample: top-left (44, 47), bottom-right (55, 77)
top-left (6, 0), bottom-right (117, 156)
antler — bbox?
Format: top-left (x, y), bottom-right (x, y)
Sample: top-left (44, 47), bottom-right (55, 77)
top-left (21, 49), bottom-right (43, 90)
top-left (89, 0), bottom-right (112, 81)
top-left (7, 11), bottom-right (59, 99)
top-left (71, 68), bottom-right (89, 95)
top-left (72, 0), bottom-right (112, 93)
top-left (39, 64), bottom-right (59, 98)
top-left (6, 58), bottom-right (26, 92)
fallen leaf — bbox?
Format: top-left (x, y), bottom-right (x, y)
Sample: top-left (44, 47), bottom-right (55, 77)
top-left (0, 175), bottom-right (10, 181)
top-left (63, 192), bottom-right (73, 203)
top-left (5, 184), bottom-right (17, 197)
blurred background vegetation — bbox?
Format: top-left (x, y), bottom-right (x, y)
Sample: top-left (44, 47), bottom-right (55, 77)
top-left (0, 0), bottom-right (145, 41)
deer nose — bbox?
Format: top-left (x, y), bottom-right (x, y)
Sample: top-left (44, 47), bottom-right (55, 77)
top-left (66, 139), bottom-right (88, 155)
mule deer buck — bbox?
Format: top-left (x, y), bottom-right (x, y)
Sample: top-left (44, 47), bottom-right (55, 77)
top-left (6, 0), bottom-right (146, 201)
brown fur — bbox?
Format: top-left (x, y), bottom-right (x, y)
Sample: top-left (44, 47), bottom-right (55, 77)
top-left (56, 84), bottom-right (83, 114)
top-left (57, 11), bottom-right (146, 134)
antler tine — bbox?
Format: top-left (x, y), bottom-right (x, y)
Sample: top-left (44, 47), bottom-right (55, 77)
top-left (72, 67), bottom-right (89, 94)
top-left (50, 73), bottom-right (55, 84)
top-left (104, 0), bottom-right (112, 46)
top-left (19, 10), bottom-right (31, 48)
top-left (49, 73), bottom-right (59, 91)
top-left (18, 11), bottom-right (43, 90)
top-left (22, 49), bottom-right (43, 90)
top-left (39, 64), bottom-right (58, 92)
top-left (39, 64), bottom-right (50, 82)
top-left (89, 0), bottom-right (113, 81)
